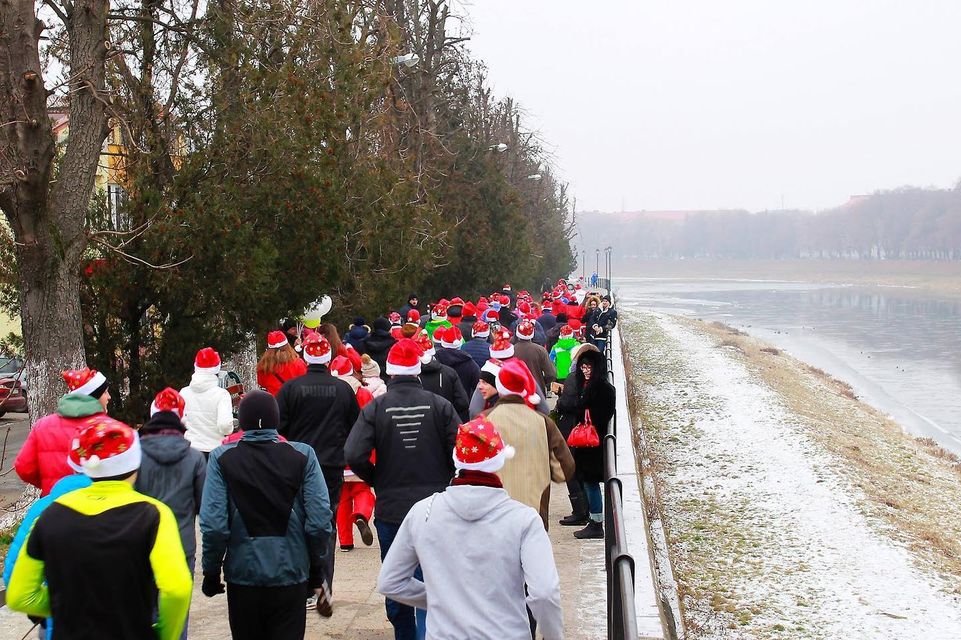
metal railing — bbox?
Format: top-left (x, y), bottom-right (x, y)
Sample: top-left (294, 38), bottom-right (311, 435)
top-left (600, 311), bottom-right (640, 640)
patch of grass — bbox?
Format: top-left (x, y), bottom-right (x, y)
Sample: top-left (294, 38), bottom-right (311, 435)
top-left (1, 522), bottom-right (20, 562)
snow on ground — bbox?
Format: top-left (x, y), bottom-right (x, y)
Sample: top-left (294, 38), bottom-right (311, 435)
top-left (623, 311), bottom-right (961, 639)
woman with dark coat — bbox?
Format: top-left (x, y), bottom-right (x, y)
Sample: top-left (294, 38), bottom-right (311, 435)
top-left (556, 347), bottom-right (615, 539)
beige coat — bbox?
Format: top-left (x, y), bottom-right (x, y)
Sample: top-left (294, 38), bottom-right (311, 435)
top-left (485, 396), bottom-right (575, 529)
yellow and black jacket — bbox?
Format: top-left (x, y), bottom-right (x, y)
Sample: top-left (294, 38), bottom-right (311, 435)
top-left (7, 480), bottom-right (193, 640)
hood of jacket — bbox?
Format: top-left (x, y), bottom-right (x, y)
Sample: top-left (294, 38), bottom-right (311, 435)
top-left (420, 358), bottom-right (442, 374)
top-left (437, 347), bottom-right (474, 366)
top-left (444, 484), bottom-right (510, 522)
top-left (56, 393), bottom-right (104, 418)
top-left (363, 333), bottom-right (396, 352)
top-left (554, 337), bottom-right (579, 350)
top-left (188, 371), bottom-right (220, 393)
top-left (140, 433), bottom-right (193, 465)
top-left (575, 348), bottom-right (609, 383)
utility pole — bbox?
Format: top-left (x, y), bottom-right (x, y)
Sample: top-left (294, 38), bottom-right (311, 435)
top-left (595, 249), bottom-right (600, 280)
top-left (581, 250), bottom-right (586, 278)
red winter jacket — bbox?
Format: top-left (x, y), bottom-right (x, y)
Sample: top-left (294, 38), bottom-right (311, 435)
top-left (14, 394), bottom-right (105, 496)
top-left (257, 358), bottom-right (308, 396)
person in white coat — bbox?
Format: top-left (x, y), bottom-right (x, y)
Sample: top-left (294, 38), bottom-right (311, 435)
top-left (180, 347), bottom-right (234, 456)
top-left (377, 415), bottom-right (564, 640)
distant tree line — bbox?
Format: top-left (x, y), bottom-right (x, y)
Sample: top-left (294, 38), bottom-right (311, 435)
top-left (578, 186), bottom-right (961, 261)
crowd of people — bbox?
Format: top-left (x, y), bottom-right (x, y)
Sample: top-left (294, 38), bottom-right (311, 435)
top-left (4, 278), bottom-right (618, 640)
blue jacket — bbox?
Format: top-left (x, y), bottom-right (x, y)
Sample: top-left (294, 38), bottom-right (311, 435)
top-left (462, 337), bottom-right (492, 370)
top-left (200, 429), bottom-right (331, 587)
top-left (3, 473), bottom-right (91, 640)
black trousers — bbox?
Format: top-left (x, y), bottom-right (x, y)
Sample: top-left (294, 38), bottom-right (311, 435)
top-left (226, 582), bottom-right (308, 640)
top-left (320, 466), bottom-right (344, 591)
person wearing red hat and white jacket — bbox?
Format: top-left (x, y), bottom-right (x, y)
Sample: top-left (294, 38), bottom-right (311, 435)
top-left (345, 338), bottom-right (460, 640)
top-left (135, 388), bottom-right (207, 640)
top-left (277, 333), bottom-right (359, 601)
top-left (181, 347), bottom-right (235, 457)
top-left (257, 331), bottom-right (308, 396)
top-left (511, 320), bottom-right (557, 398)
top-left (433, 325), bottom-right (480, 399)
top-left (483, 359), bottom-right (574, 529)
top-left (15, 367), bottom-right (111, 496)
top-left (377, 416), bottom-right (564, 640)
top-left (8, 417), bottom-right (193, 640)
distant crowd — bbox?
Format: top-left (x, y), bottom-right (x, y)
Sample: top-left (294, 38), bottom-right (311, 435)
top-left (5, 278), bottom-right (618, 640)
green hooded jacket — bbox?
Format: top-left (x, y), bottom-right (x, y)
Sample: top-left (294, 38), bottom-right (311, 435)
top-left (550, 337), bottom-right (580, 380)
top-left (56, 393), bottom-right (104, 418)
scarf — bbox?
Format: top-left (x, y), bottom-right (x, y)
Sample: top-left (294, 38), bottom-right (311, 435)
top-left (452, 470), bottom-right (503, 488)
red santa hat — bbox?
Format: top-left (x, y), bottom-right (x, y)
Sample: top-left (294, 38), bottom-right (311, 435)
top-left (480, 358), bottom-right (502, 378)
top-left (62, 367), bottom-right (108, 397)
top-left (462, 302), bottom-right (478, 318)
top-left (450, 297), bottom-right (465, 306)
top-left (439, 326), bottom-right (463, 349)
top-left (303, 333), bottom-right (332, 365)
top-left (386, 338), bottom-right (423, 376)
top-left (472, 320), bottom-right (490, 338)
top-left (415, 330), bottom-right (435, 362)
top-left (495, 359), bottom-right (541, 407)
top-left (267, 330), bottom-right (288, 349)
top-left (515, 319), bottom-right (536, 341)
top-left (330, 355), bottom-right (353, 377)
top-left (489, 328), bottom-right (515, 359)
top-left (559, 324), bottom-right (575, 339)
top-left (453, 416), bottom-right (515, 473)
top-left (388, 312), bottom-right (402, 326)
top-left (68, 417), bottom-right (141, 479)
top-left (483, 308), bottom-right (499, 323)
top-left (498, 294), bottom-right (511, 307)
top-left (406, 309), bottom-right (421, 324)
top-left (150, 387), bottom-right (185, 418)
top-left (194, 347), bottom-right (222, 374)
top-left (502, 284), bottom-right (512, 291)
top-left (517, 301), bottom-right (532, 317)
top-left (431, 302), bottom-right (449, 321)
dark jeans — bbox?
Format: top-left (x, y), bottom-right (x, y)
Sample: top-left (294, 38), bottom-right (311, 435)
top-left (320, 466), bottom-right (344, 590)
top-left (584, 481), bottom-right (603, 515)
top-left (375, 519), bottom-right (427, 640)
top-left (226, 582), bottom-right (307, 640)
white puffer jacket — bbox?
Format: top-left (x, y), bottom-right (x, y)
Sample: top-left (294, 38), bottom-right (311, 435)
top-left (180, 372), bottom-right (234, 452)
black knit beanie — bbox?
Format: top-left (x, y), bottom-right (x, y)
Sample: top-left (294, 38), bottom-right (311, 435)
top-left (238, 390), bottom-right (279, 431)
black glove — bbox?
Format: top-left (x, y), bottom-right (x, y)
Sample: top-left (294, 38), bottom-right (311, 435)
top-left (202, 573), bottom-right (225, 597)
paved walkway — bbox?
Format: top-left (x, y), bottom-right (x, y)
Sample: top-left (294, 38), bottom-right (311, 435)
top-left (1, 485), bottom-right (610, 639)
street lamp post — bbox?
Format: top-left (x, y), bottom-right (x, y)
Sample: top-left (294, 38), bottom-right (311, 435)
top-left (595, 249), bottom-right (600, 281)
top-left (581, 251), bottom-right (586, 279)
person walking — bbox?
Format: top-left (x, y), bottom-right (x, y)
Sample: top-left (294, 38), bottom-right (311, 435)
top-left (434, 326), bottom-right (480, 398)
top-left (553, 343), bottom-right (599, 527)
top-left (558, 348), bottom-right (616, 539)
top-left (377, 416), bottom-right (564, 640)
top-left (135, 388), bottom-right (207, 639)
top-left (276, 333), bottom-right (359, 597)
top-left (590, 296), bottom-right (618, 352)
top-left (462, 320), bottom-right (492, 370)
top-left (360, 317), bottom-right (397, 383)
top-left (549, 324), bottom-right (580, 386)
top-left (415, 330), bottom-right (470, 422)
top-left (8, 417), bottom-right (193, 640)
top-left (15, 367), bottom-right (110, 496)
top-left (484, 359), bottom-right (574, 529)
top-left (467, 330), bottom-right (550, 418)
top-left (257, 331), bottom-right (308, 396)
top-left (344, 338), bottom-right (460, 640)
top-left (456, 302), bottom-right (479, 342)
top-left (512, 320), bottom-right (557, 399)
top-left (200, 391), bottom-right (333, 638)
top-left (423, 301), bottom-right (452, 339)
top-left (398, 293), bottom-right (420, 320)
top-left (181, 347), bottom-right (235, 457)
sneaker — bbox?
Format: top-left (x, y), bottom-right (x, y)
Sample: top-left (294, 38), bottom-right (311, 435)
top-left (314, 581), bottom-right (333, 618)
top-left (573, 520), bottom-right (604, 540)
top-left (340, 544), bottom-right (354, 552)
top-left (355, 516), bottom-right (374, 546)
top-left (559, 512), bottom-right (589, 527)
top-left (305, 594), bottom-right (317, 610)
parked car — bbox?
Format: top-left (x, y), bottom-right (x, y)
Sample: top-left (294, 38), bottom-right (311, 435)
top-left (0, 356), bottom-right (27, 417)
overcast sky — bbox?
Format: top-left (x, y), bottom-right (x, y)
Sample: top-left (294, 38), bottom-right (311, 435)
top-left (459, 1), bottom-right (961, 213)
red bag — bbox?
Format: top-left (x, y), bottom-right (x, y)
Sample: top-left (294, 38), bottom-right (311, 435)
top-left (567, 409), bottom-right (600, 448)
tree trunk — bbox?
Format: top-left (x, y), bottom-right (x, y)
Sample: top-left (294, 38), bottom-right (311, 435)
top-left (1, 0), bottom-right (110, 421)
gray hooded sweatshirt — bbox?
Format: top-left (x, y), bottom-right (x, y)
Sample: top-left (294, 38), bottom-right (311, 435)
top-left (377, 484), bottom-right (564, 639)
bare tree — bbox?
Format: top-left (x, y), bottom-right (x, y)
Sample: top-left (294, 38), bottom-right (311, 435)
top-left (1, 0), bottom-right (110, 420)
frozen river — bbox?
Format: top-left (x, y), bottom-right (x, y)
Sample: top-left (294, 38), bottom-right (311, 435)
top-left (614, 277), bottom-right (961, 455)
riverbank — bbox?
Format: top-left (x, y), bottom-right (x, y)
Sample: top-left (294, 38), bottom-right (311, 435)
top-left (621, 310), bottom-right (961, 639)
top-left (618, 259), bottom-right (961, 300)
